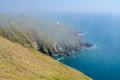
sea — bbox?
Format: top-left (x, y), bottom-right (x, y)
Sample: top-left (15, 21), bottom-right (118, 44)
top-left (41, 14), bottom-right (120, 80)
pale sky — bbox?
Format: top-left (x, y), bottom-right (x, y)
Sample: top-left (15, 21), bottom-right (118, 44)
top-left (0, 0), bottom-right (120, 15)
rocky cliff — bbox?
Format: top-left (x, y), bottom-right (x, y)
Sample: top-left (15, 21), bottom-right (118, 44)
top-left (0, 14), bottom-right (92, 56)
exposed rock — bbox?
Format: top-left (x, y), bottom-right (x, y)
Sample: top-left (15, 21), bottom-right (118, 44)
top-left (85, 43), bottom-right (93, 48)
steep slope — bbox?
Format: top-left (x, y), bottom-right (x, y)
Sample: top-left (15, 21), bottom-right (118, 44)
top-left (0, 14), bottom-right (91, 56)
top-left (0, 36), bottom-right (92, 80)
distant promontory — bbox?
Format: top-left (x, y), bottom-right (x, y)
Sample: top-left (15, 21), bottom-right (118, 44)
top-left (0, 14), bottom-right (92, 56)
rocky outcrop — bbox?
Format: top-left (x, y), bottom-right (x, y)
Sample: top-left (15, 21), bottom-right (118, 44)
top-left (0, 14), bottom-right (91, 56)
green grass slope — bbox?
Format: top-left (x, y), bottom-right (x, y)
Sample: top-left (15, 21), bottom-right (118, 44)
top-left (0, 36), bottom-right (92, 80)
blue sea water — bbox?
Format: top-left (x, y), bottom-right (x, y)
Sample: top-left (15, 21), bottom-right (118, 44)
top-left (51, 14), bottom-right (120, 80)
top-left (40, 14), bottom-right (120, 80)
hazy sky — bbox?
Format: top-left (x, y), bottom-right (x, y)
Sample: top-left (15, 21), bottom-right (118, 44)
top-left (0, 0), bottom-right (120, 15)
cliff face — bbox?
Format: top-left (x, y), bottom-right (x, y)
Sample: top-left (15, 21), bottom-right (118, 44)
top-left (0, 14), bottom-right (88, 56)
top-left (0, 36), bottom-right (92, 80)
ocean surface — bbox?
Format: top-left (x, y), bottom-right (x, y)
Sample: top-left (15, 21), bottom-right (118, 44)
top-left (42, 14), bottom-right (120, 80)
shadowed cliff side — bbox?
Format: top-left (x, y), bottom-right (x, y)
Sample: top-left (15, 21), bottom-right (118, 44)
top-left (0, 14), bottom-right (91, 56)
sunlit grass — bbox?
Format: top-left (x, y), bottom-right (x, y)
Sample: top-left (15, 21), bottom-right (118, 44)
top-left (0, 36), bottom-right (92, 80)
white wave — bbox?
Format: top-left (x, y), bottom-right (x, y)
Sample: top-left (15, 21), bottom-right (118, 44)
top-left (57, 57), bottom-right (64, 61)
top-left (57, 58), bottom-right (61, 61)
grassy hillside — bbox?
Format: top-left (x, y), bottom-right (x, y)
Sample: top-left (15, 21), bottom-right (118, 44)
top-left (0, 36), bottom-right (92, 80)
